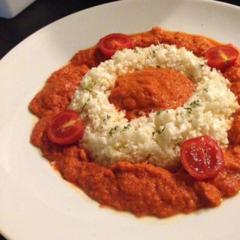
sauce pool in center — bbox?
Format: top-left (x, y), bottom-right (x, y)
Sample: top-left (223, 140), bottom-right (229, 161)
top-left (109, 67), bottom-right (196, 120)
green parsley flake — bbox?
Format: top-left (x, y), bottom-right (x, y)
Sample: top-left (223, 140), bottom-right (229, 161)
top-left (122, 124), bottom-right (131, 132)
top-left (190, 100), bottom-right (201, 107)
top-left (185, 100), bottom-right (201, 114)
top-left (103, 115), bottom-right (111, 122)
top-left (80, 98), bottom-right (90, 113)
top-left (152, 126), bottom-right (166, 136)
top-left (203, 87), bottom-right (208, 92)
top-left (109, 126), bottom-right (119, 136)
top-left (184, 107), bottom-right (192, 114)
top-left (156, 110), bottom-right (163, 116)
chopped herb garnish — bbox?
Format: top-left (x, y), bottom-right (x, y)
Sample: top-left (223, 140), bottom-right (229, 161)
top-left (83, 80), bottom-right (97, 92)
top-left (153, 126), bottom-right (166, 136)
top-left (157, 126), bottom-right (166, 135)
top-left (103, 115), bottom-right (111, 122)
top-left (184, 107), bottom-right (192, 114)
top-left (185, 100), bottom-right (201, 114)
top-left (174, 137), bottom-right (183, 146)
top-left (122, 124), bottom-right (131, 132)
top-left (203, 87), bottom-right (208, 92)
top-left (109, 126), bottom-right (119, 136)
top-left (83, 86), bottom-right (91, 92)
top-left (190, 100), bottom-right (201, 107)
top-left (156, 110), bottom-right (163, 116)
top-left (80, 98), bottom-right (90, 113)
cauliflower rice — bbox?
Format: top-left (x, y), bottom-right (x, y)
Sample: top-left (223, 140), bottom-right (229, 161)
top-left (70, 44), bottom-right (239, 167)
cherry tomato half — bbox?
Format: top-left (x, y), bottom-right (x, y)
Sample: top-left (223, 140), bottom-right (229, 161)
top-left (205, 45), bottom-right (239, 71)
top-left (47, 110), bottom-right (85, 145)
top-left (97, 33), bottom-right (134, 59)
top-left (180, 136), bottom-right (224, 180)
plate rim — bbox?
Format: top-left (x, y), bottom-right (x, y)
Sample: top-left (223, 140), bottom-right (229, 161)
top-left (1, 0), bottom-right (240, 239)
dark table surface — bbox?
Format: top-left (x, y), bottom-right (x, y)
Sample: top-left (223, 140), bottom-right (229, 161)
top-left (0, 0), bottom-right (239, 239)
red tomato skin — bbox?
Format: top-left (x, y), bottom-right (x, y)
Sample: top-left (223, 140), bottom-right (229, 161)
top-left (180, 136), bottom-right (224, 180)
top-left (97, 33), bottom-right (134, 59)
top-left (47, 110), bottom-right (85, 145)
top-left (205, 45), bottom-right (239, 71)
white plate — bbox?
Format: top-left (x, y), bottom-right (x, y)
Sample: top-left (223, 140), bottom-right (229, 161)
top-left (0, 0), bottom-right (240, 239)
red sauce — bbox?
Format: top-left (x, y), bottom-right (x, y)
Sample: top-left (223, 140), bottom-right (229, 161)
top-left (29, 27), bottom-right (240, 218)
top-left (109, 67), bottom-right (196, 120)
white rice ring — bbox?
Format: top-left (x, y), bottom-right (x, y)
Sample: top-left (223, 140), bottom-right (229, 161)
top-left (70, 44), bottom-right (239, 167)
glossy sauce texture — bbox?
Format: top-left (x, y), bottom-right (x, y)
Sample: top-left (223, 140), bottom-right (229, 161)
top-left (29, 27), bottom-right (240, 218)
top-left (109, 67), bottom-right (196, 120)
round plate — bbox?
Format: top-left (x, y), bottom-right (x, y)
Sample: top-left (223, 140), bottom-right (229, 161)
top-left (0, 0), bottom-right (240, 239)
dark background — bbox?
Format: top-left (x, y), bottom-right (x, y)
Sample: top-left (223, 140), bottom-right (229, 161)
top-left (0, 0), bottom-right (239, 59)
top-left (0, 0), bottom-right (239, 239)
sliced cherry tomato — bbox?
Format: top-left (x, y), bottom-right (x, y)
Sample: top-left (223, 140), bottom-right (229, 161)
top-left (97, 33), bottom-right (134, 59)
top-left (180, 136), bottom-right (224, 180)
top-left (47, 110), bottom-right (85, 145)
top-left (205, 45), bottom-right (239, 71)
